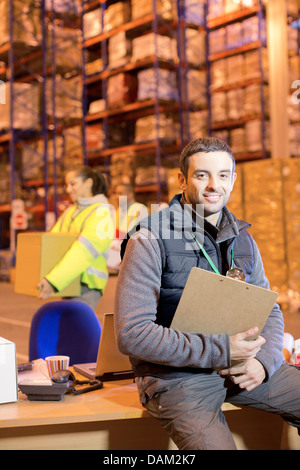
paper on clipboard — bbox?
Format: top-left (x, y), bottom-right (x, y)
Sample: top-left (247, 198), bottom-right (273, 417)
top-left (170, 267), bottom-right (278, 338)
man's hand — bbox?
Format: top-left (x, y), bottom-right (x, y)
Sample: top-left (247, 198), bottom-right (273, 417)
top-left (38, 278), bottom-right (55, 299)
top-left (229, 327), bottom-right (265, 363)
top-left (218, 358), bottom-right (266, 391)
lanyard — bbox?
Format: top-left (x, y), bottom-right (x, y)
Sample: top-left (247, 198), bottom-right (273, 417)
top-left (192, 235), bottom-right (234, 275)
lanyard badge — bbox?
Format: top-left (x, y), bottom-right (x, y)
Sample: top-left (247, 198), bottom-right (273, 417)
top-left (192, 235), bottom-right (245, 281)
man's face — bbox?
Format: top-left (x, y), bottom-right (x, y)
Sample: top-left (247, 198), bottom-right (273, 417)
top-left (178, 151), bottom-right (237, 223)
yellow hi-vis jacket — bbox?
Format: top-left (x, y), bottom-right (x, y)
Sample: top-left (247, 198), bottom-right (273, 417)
top-left (45, 198), bottom-right (114, 293)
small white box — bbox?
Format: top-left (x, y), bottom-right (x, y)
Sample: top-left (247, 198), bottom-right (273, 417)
top-left (0, 337), bottom-right (18, 404)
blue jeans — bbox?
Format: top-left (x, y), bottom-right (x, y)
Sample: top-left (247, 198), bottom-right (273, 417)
top-left (144, 363), bottom-right (300, 450)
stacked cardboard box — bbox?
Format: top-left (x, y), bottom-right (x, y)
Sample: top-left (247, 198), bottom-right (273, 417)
top-left (243, 159), bottom-right (287, 291)
top-left (282, 158), bottom-right (300, 292)
top-left (226, 163), bottom-right (244, 221)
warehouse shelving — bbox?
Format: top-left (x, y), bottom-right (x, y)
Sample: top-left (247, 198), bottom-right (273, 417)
top-left (207, 0), bottom-right (270, 161)
top-left (83, 0), bottom-right (208, 204)
top-left (0, 0), bottom-right (87, 258)
top-left (287, 5), bottom-right (300, 157)
top-left (1, 0), bottom-right (298, 264)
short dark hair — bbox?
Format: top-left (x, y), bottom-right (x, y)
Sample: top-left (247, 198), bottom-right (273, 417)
top-left (179, 137), bottom-right (235, 179)
top-left (75, 166), bottom-right (108, 197)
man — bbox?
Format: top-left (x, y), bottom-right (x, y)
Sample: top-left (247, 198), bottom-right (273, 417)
top-left (114, 137), bottom-right (300, 450)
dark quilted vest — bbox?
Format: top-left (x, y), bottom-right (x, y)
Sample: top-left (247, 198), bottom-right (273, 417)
top-left (121, 195), bottom-right (254, 378)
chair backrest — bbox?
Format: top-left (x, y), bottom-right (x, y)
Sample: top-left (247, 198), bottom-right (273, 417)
top-left (29, 300), bottom-right (101, 366)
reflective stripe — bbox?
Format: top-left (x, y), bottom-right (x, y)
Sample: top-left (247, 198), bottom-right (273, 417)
top-left (86, 266), bottom-right (109, 281)
top-left (78, 235), bottom-right (100, 259)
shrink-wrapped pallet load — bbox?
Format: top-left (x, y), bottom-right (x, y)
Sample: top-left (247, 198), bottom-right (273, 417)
top-left (243, 16), bottom-right (267, 44)
top-left (210, 59), bottom-right (226, 90)
top-left (132, 33), bottom-right (177, 62)
top-left (227, 88), bottom-right (244, 121)
top-left (243, 159), bottom-right (287, 292)
top-left (135, 166), bottom-right (168, 187)
top-left (226, 22), bottom-right (242, 50)
top-left (107, 73), bottom-right (138, 108)
top-left (185, 28), bottom-right (206, 67)
top-left (209, 27), bottom-right (226, 55)
top-left (83, 8), bottom-right (102, 40)
top-left (211, 92), bottom-right (227, 122)
top-left (85, 124), bottom-right (105, 152)
top-left (110, 152), bottom-right (135, 189)
top-left (0, 83), bottom-right (40, 131)
top-left (244, 48), bottom-right (268, 81)
top-left (134, 114), bottom-right (178, 143)
top-left (230, 128), bottom-right (246, 155)
top-left (245, 119), bottom-right (271, 153)
top-left (189, 110), bottom-right (209, 140)
top-left (131, 0), bottom-right (176, 21)
top-left (48, 26), bottom-right (82, 73)
top-left (103, 1), bottom-right (130, 32)
top-left (184, 0), bottom-right (206, 26)
top-left (187, 70), bottom-right (207, 107)
top-left (207, 0), bottom-right (224, 19)
top-left (225, 55), bottom-right (244, 85)
top-left (0, 0), bottom-right (41, 47)
top-left (45, 0), bottom-right (80, 15)
top-left (137, 68), bottom-right (178, 101)
top-left (243, 84), bottom-right (269, 117)
top-left (108, 31), bottom-right (131, 69)
top-left (46, 76), bottom-right (82, 120)
top-left (224, 0), bottom-right (240, 15)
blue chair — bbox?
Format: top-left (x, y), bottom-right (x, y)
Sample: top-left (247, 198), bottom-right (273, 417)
top-left (29, 300), bottom-right (101, 366)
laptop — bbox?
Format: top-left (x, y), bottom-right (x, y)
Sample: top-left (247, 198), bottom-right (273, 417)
top-left (73, 313), bottom-right (133, 381)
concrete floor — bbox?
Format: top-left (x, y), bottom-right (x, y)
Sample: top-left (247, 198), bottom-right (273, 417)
top-left (0, 274), bottom-right (300, 364)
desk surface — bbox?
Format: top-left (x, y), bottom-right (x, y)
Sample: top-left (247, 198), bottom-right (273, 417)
top-left (0, 377), bottom-right (147, 429)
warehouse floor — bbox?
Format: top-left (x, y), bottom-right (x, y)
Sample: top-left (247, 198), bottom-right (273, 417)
top-left (0, 274), bottom-right (118, 363)
top-left (0, 275), bottom-right (300, 364)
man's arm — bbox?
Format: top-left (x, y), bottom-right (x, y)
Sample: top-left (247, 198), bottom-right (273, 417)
top-left (116, 228), bottom-right (239, 371)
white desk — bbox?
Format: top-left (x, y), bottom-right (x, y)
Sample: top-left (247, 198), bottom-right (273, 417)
top-left (0, 375), bottom-right (297, 450)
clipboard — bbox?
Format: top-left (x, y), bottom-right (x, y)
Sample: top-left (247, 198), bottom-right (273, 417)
top-left (170, 267), bottom-right (278, 338)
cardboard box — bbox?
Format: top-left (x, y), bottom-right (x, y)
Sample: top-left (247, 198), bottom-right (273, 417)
top-left (0, 337), bottom-right (18, 404)
top-left (14, 232), bottom-right (81, 297)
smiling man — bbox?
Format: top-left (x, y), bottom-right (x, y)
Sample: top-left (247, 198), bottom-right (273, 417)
top-left (115, 137), bottom-right (300, 450)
